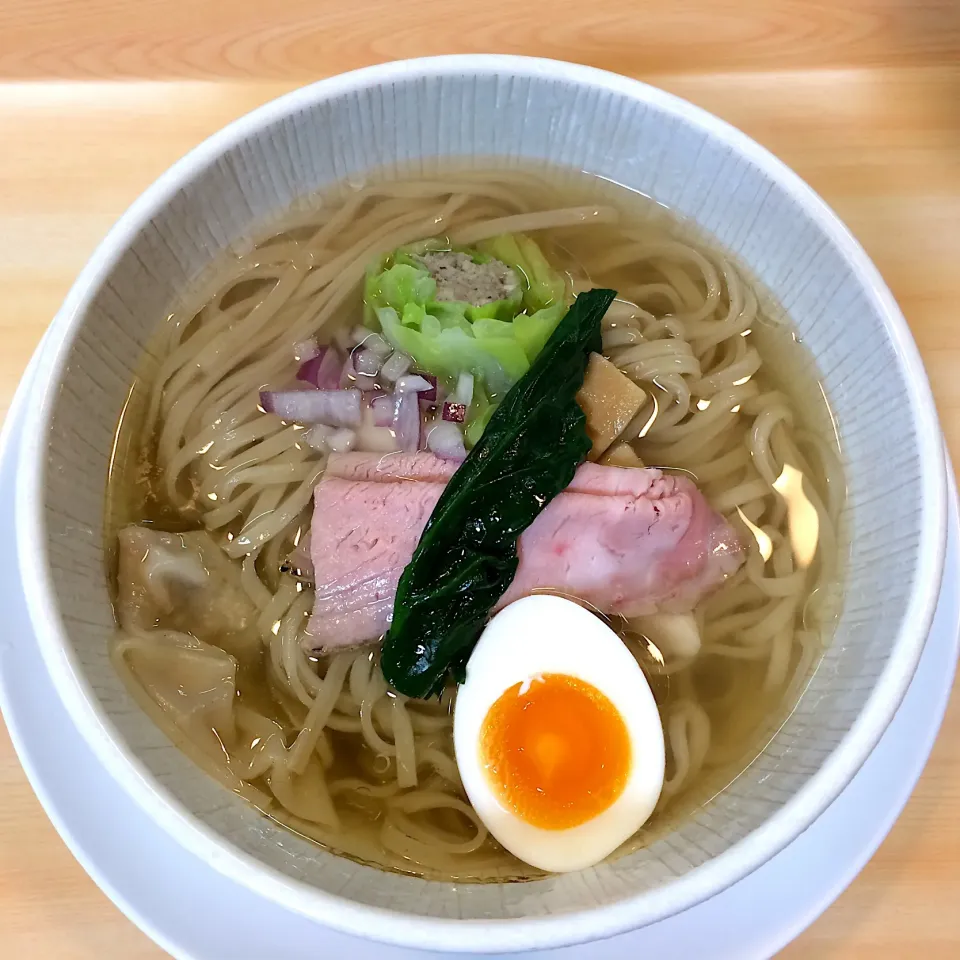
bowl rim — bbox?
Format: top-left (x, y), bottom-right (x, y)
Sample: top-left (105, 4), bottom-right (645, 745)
top-left (15, 54), bottom-right (947, 953)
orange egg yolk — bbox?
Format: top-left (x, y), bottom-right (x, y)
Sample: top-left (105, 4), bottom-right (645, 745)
top-left (479, 673), bottom-right (631, 830)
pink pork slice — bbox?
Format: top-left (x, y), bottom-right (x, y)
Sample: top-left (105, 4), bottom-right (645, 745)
top-left (304, 452), bottom-right (743, 653)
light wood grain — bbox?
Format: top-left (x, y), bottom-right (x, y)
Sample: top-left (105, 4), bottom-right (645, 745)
top-left (1, 3), bottom-right (959, 957)
top-left (2, 1), bottom-right (960, 78)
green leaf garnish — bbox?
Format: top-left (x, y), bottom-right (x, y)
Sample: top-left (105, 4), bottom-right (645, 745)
top-left (380, 288), bottom-right (617, 698)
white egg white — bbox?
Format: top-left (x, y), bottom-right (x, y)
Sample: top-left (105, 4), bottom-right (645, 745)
top-left (453, 595), bottom-right (665, 873)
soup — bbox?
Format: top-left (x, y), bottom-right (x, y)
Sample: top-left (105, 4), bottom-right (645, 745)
top-left (106, 165), bottom-right (845, 881)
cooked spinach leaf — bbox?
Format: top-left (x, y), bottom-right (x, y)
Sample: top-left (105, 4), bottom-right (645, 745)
top-left (381, 288), bottom-right (617, 698)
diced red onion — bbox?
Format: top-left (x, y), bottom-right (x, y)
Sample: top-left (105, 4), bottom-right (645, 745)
top-left (348, 323), bottom-right (389, 352)
top-left (297, 346), bottom-right (342, 390)
top-left (303, 423), bottom-right (334, 451)
top-left (349, 325), bottom-right (393, 360)
top-left (294, 338), bottom-right (320, 363)
top-left (395, 373), bottom-right (438, 404)
top-left (353, 347), bottom-right (383, 378)
top-left (442, 401), bottom-right (467, 423)
top-left (341, 351), bottom-right (379, 391)
top-left (454, 372), bottom-right (475, 407)
top-left (395, 374), bottom-right (434, 395)
top-left (327, 428), bottom-right (357, 453)
top-left (426, 422), bottom-right (466, 461)
top-left (362, 331), bottom-right (393, 360)
top-left (392, 391), bottom-right (421, 452)
top-left (381, 351), bottom-right (412, 382)
top-left (419, 373), bottom-right (438, 403)
top-left (371, 394), bottom-right (394, 427)
top-left (297, 357), bottom-right (321, 386)
top-left (316, 348), bottom-right (343, 390)
top-left (260, 388), bottom-right (361, 427)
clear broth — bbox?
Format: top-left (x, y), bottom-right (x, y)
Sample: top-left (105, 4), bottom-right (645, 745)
top-left (105, 163), bottom-right (845, 880)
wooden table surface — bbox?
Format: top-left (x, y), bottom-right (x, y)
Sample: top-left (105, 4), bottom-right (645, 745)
top-left (2, 2), bottom-right (960, 956)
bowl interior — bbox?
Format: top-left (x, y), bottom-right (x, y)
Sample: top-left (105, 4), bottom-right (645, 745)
top-left (23, 58), bottom-right (943, 938)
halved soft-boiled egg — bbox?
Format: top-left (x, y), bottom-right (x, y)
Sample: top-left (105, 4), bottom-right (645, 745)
top-left (453, 595), bottom-right (665, 873)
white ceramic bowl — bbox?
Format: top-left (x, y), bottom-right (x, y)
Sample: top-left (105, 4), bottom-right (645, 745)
top-left (14, 56), bottom-right (946, 953)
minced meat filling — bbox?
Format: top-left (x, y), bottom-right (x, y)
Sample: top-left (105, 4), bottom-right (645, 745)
top-left (421, 252), bottom-right (520, 307)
